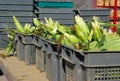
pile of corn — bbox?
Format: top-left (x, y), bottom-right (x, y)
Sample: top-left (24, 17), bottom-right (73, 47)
top-left (4, 15), bottom-right (120, 56)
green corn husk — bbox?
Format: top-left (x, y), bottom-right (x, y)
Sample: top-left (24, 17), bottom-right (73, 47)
top-left (75, 24), bottom-right (89, 43)
top-left (100, 37), bottom-right (120, 51)
top-left (5, 41), bottom-right (13, 55)
top-left (24, 23), bottom-right (31, 34)
top-left (33, 18), bottom-right (41, 27)
top-left (75, 15), bottom-right (89, 35)
top-left (13, 16), bottom-right (25, 34)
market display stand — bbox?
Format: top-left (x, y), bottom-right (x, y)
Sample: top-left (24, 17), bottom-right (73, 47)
top-left (95, 0), bottom-right (119, 33)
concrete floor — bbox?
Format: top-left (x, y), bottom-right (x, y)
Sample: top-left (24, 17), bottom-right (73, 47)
top-left (0, 75), bottom-right (8, 81)
top-left (0, 49), bottom-right (49, 81)
top-left (0, 56), bottom-right (49, 81)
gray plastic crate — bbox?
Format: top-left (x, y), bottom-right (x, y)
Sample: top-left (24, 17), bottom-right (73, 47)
top-left (36, 46), bottom-right (45, 71)
top-left (16, 34), bottom-right (25, 61)
top-left (35, 8), bottom-right (74, 26)
top-left (0, 16), bottom-right (33, 23)
top-left (43, 39), bottom-right (59, 81)
top-left (0, 0), bottom-right (33, 5)
top-left (84, 66), bottom-right (120, 81)
top-left (81, 51), bottom-right (120, 81)
top-left (45, 51), bottom-right (59, 81)
top-left (33, 35), bottom-right (41, 47)
top-left (35, 1), bottom-right (73, 8)
top-left (13, 33), bottom-right (18, 55)
top-left (38, 37), bottom-right (48, 50)
top-left (21, 35), bottom-right (34, 45)
top-left (43, 38), bottom-right (61, 55)
top-left (59, 44), bottom-right (120, 81)
top-left (0, 4), bottom-right (33, 11)
top-left (73, 9), bottom-right (110, 22)
top-left (0, 34), bottom-right (9, 49)
top-left (59, 59), bottom-right (78, 81)
top-left (83, 51), bottom-right (120, 67)
top-left (25, 44), bottom-right (36, 65)
top-left (59, 45), bottom-right (83, 81)
top-left (0, 11), bottom-right (33, 16)
top-left (33, 35), bottom-right (45, 71)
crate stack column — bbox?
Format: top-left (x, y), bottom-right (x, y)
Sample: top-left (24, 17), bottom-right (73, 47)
top-left (34, 1), bottom-right (74, 26)
top-left (0, 0), bottom-right (34, 49)
top-left (33, 1), bottom-right (74, 81)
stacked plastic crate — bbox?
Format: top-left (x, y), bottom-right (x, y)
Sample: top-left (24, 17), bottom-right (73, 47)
top-left (34, 1), bottom-right (74, 26)
top-left (14, 34), bottom-right (25, 61)
top-left (73, 9), bottom-right (110, 30)
top-left (20, 34), bottom-right (36, 65)
top-left (59, 45), bottom-right (120, 81)
top-left (33, 35), bottom-right (46, 71)
top-left (0, 0), bottom-right (34, 49)
top-left (33, 1), bottom-right (74, 81)
top-left (73, 9), bottom-right (110, 22)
